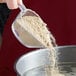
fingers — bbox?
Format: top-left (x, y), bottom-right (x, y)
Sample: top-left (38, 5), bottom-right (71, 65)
top-left (6, 0), bottom-right (18, 9)
top-left (0, 0), bottom-right (5, 3)
top-left (17, 0), bottom-right (22, 5)
top-left (0, 0), bottom-right (23, 9)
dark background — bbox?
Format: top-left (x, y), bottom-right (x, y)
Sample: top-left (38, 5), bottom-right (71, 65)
top-left (0, 3), bottom-right (10, 34)
top-left (24, 0), bottom-right (76, 45)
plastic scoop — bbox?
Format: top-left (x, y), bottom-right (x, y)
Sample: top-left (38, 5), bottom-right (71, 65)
top-left (11, 3), bottom-right (45, 48)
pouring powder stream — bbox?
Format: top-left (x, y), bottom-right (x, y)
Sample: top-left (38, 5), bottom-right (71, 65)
top-left (15, 16), bottom-right (64, 76)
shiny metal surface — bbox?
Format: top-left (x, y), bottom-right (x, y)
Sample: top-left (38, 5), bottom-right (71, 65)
top-left (11, 3), bottom-right (56, 48)
top-left (15, 45), bottom-right (76, 76)
top-left (11, 4), bottom-right (46, 48)
top-left (11, 8), bottom-right (45, 48)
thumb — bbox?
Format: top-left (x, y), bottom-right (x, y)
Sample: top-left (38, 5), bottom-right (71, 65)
top-left (17, 0), bottom-right (22, 5)
top-left (6, 0), bottom-right (18, 9)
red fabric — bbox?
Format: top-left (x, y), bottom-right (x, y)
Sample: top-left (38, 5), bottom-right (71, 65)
top-left (0, 0), bottom-right (76, 76)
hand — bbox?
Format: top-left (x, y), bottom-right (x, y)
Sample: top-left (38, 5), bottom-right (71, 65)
top-left (0, 0), bottom-right (22, 9)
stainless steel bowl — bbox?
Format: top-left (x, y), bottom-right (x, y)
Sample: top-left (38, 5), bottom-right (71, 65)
top-left (15, 45), bottom-right (76, 76)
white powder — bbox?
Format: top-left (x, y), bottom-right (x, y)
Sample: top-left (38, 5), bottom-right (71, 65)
top-left (16, 16), bottom-right (56, 47)
top-left (16, 16), bottom-right (64, 76)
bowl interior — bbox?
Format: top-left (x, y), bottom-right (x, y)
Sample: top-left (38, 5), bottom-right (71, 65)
top-left (15, 45), bottom-right (76, 76)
